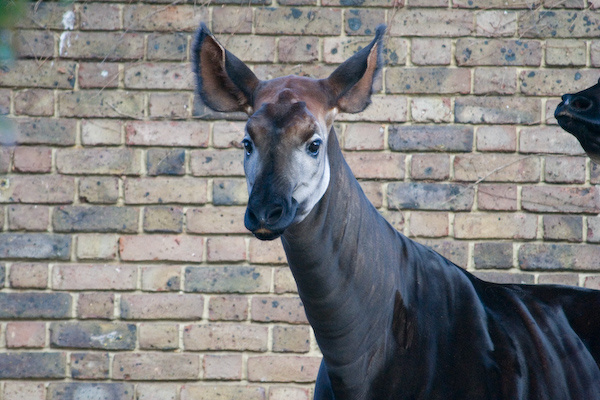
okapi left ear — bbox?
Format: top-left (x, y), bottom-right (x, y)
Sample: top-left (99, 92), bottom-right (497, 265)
top-left (325, 24), bottom-right (386, 114)
top-left (192, 23), bottom-right (259, 115)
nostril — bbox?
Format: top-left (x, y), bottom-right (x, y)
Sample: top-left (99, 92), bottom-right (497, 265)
top-left (570, 96), bottom-right (593, 112)
top-left (266, 206), bottom-right (284, 225)
top-left (246, 208), bottom-right (260, 227)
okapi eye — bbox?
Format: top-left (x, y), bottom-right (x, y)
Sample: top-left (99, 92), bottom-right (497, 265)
top-left (242, 139), bottom-right (253, 156)
top-left (307, 139), bottom-right (322, 156)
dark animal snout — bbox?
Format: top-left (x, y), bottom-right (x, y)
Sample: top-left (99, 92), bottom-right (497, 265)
top-left (245, 196), bottom-right (298, 240)
top-left (561, 94), bottom-right (594, 112)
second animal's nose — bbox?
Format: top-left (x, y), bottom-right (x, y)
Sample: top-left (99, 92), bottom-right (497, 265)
top-left (563, 94), bottom-right (593, 112)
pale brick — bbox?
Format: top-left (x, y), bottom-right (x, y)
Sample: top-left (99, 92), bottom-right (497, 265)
top-left (186, 207), bottom-right (248, 234)
top-left (546, 39), bottom-right (586, 66)
top-left (278, 37), bottom-right (319, 63)
top-left (416, 239), bottom-right (465, 267)
top-left (273, 325), bottom-right (311, 353)
top-left (538, 273), bottom-right (579, 286)
top-left (137, 384), bottom-right (177, 400)
top-left (409, 212), bottom-right (449, 238)
top-left (183, 323), bottom-right (268, 351)
top-left (520, 69), bottom-right (598, 96)
top-left (474, 272), bottom-right (535, 285)
top-left (185, 266), bottom-right (271, 293)
top-left (120, 235), bottom-right (204, 262)
top-left (59, 32), bottom-right (144, 60)
top-left (6, 118), bottom-right (76, 146)
top-left (13, 30), bottom-right (54, 59)
top-left (213, 178), bottom-right (248, 206)
top-left (16, 1), bottom-right (76, 29)
top-left (249, 238), bottom-right (287, 264)
top-left (124, 178), bottom-right (208, 205)
top-left (6, 322), bottom-right (45, 348)
top-left (522, 186), bottom-right (600, 214)
top-left (181, 385), bottom-right (266, 400)
top-left (53, 206), bottom-right (139, 233)
top-left (71, 352), bottom-right (109, 380)
top-left (78, 62), bottom-right (119, 89)
top-left (476, 10), bottom-right (517, 37)
top-left (519, 243), bottom-right (599, 270)
top-left (12, 146), bottom-right (51, 172)
top-left (59, 90), bottom-right (144, 118)
top-left (213, 7), bottom-right (253, 34)
top-left (456, 39), bottom-right (541, 66)
top-left (255, 8), bottom-right (342, 35)
top-left (50, 321), bottom-right (136, 350)
top-left (80, 2), bottom-right (120, 30)
top-left (473, 67), bottom-right (517, 95)
top-left (543, 215), bottom-right (583, 242)
top-left (473, 242), bottom-right (513, 270)
top-left (455, 96), bottom-right (541, 124)
top-left (338, 95), bottom-right (408, 123)
top-left (213, 121), bottom-right (246, 149)
top-left (123, 4), bottom-right (208, 31)
top-left (454, 213), bottom-right (537, 239)
top-left (545, 98), bottom-right (561, 125)
top-left (14, 89), bottom-right (54, 116)
top-left (585, 276), bottom-right (600, 290)
top-left (126, 121), bottom-right (209, 147)
top-left (477, 184), bottom-right (518, 211)
top-left (519, 126), bottom-right (584, 155)
top-left (79, 177), bottom-right (119, 204)
top-left (77, 234), bottom-right (118, 260)
top-left (410, 154), bottom-right (450, 181)
top-left (476, 126), bottom-right (516, 152)
top-left (9, 263), bottom-right (48, 289)
top-left (247, 356), bottom-right (321, 383)
top-left (388, 182), bottom-right (474, 211)
top-left (411, 38), bottom-right (452, 65)
top-left (81, 119), bottom-right (122, 146)
top-left (269, 387), bottom-right (310, 400)
top-left (121, 293), bottom-right (204, 320)
top-left (124, 63), bottom-right (193, 90)
top-left (48, 383), bottom-right (134, 400)
top-left (453, 154), bottom-right (540, 182)
top-left (390, 9), bottom-right (472, 36)
top-left (0, 175), bottom-right (74, 204)
top-left (141, 265), bottom-right (181, 292)
top-left (113, 353), bottom-right (200, 380)
top-left (209, 295), bottom-right (249, 321)
top-left (344, 9), bottom-right (385, 36)
top-left (519, 10), bottom-right (600, 38)
top-left (359, 181), bottom-right (383, 208)
top-left (149, 92), bottom-right (191, 119)
top-left (77, 292), bottom-right (115, 319)
top-left (387, 67), bottom-right (471, 94)
top-left (251, 296), bottom-right (308, 324)
top-left (344, 152), bottom-right (404, 179)
top-left (544, 156), bottom-right (586, 184)
top-left (148, 33), bottom-right (188, 61)
top-left (274, 267), bottom-right (298, 294)
top-left (52, 264), bottom-right (137, 290)
top-left (325, 37), bottom-right (406, 66)
top-left (8, 205), bottom-right (50, 231)
top-left (0, 292), bottom-right (72, 319)
top-left (389, 125), bottom-right (473, 152)
top-left (139, 323), bottom-right (179, 350)
top-left (0, 60), bottom-right (76, 89)
top-left (207, 236), bottom-right (247, 262)
top-left (218, 36), bottom-right (275, 63)
top-left (204, 354), bottom-right (242, 380)
top-left (343, 123), bottom-right (385, 151)
top-left (144, 206), bottom-right (184, 233)
top-left (588, 216), bottom-right (600, 243)
top-left (411, 97), bottom-right (452, 123)
top-left (190, 149), bottom-right (244, 176)
top-left (4, 382), bottom-right (45, 400)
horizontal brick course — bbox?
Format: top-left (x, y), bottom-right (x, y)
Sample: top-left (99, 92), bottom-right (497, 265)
top-left (50, 321), bottom-right (136, 350)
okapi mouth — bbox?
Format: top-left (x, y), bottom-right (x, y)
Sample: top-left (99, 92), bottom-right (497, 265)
top-left (252, 227), bottom-right (283, 241)
top-left (555, 104), bottom-right (600, 164)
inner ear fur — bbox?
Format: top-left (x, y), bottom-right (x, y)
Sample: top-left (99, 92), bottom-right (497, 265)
top-left (192, 23), bottom-right (259, 114)
top-left (325, 24), bottom-right (386, 114)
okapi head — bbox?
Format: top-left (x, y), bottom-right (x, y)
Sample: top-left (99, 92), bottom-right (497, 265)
top-left (555, 78), bottom-right (600, 164)
top-left (193, 23), bottom-right (385, 240)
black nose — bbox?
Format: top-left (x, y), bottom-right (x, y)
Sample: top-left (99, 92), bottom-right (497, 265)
top-left (562, 94), bottom-right (593, 112)
top-left (245, 199), bottom-right (288, 231)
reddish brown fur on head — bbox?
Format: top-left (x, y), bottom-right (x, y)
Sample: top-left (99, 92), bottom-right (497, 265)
top-left (192, 23), bottom-right (386, 240)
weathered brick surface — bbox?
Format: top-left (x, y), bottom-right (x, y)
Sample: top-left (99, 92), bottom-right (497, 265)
top-left (2, 0), bottom-right (599, 393)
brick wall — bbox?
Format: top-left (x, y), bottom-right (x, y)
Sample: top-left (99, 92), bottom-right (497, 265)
top-left (0, 0), bottom-right (599, 398)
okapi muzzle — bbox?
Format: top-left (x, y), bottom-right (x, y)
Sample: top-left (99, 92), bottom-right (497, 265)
top-left (555, 78), bottom-right (600, 163)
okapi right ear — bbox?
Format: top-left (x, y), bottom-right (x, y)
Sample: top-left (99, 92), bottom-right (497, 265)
top-left (192, 23), bottom-right (259, 115)
top-left (325, 24), bottom-right (386, 114)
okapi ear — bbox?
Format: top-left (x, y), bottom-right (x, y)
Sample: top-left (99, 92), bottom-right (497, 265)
top-left (325, 25), bottom-right (386, 114)
top-left (192, 23), bottom-right (259, 115)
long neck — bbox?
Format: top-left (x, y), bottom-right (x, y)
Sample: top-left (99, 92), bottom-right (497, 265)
top-left (281, 129), bottom-right (403, 389)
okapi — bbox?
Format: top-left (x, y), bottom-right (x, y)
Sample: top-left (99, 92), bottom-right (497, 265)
top-left (194, 24), bottom-right (600, 400)
top-left (556, 79), bottom-right (600, 164)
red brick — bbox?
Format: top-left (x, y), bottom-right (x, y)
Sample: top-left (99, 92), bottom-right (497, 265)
top-left (186, 207), bottom-right (247, 234)
top-left (588, 216), bottom-right (600, 243)
top-left (139, 323), bottom-right (179, 350)
top-left (584, 276), bottom-right (600, 290)
top-left (213, 7), bottom-right (253, 34)
top-left (477, 184), bottom-right (518, 211)
top-left (59, 32), bottom-right (144, 60)
top-left (80, 3), bottom-right (120, 30)
top-left (476, 126), bottom-right (517, 152)
top-left (456, 39), bottom-right (541, 66)
top-left (149, 92), bottom-right (191, 119)
top-left (273, 325), bottom-right (311, 353)
top-left (124, 178), bottom-right (208, 205)
top-left (113, 353), bottom-right (200, 380)
top-left (476, 10), bottom-right (517, 36)
top-left (410, 154), bottom-right (450, 181)
top-left (209, 295), bottom-right (249, 321)
top-left (126, 121), bottom-right (208, 147)
top-left (454, 213), bottom-right (538, 239)
top-left (124, 63), bottom-right (193, 90)
top-left (203, 354), bottom-right (242, 380)
top-left (251, 296), bottom-right (308, 324)
top-left (522, 186), bottom-right (600, 214)
top-left (59, 90), bottom-right (144, 118)
top-left (389, 9), bottom-right (473, 36)
top-left (411, 38), bottom-right (452, 65)
top-left (78, 62), bottom-right (120, 89)
top-left (343, 123), bottom-right (385, 151)
top-left (387, 67), bottom-right (471, 94)
top-left (247, 355), bottom-right (321, 383)
top-left (120, 235), bottom-right (204, 262)
top-left (121, 294), bottom-right (204, 320)
top-left (9, 263), bottom-right (48, 288)
top-left (141, 265), bottom-right (181, 292)
top-left (544, 156), bottom-right (586, 184)
top-left (255, 8), bottom-right (342, 35)
top-left (137, 384), bottom-right (177, 400)
top-left (411, 97), bottom-right (452, 123)
top-left (409, 212), bottom-right (449, 238)
top-left (191, 149), bottom-right (244, 176)
top-left (543, 215), bottom-right (583, 242)
top-left (53, 264), bottom-right (136, 290)
top-left (70, 352), bottom-right (109, 380)
top-left (344, 152), bottom-right (405, 179)
top-left (359, 181), bottom-right (383, 208)
top-left (14, 89), bottom-right (54, 116)
top-left (6, 322), bottom-right (45, 348)
top-left (4, 382), bottom-right (45, 400)
top-left (123, 5), bottom-right (208, 31)
top-left (77, 292), bottom-right (115, 319)
top-left (8, 205), bottom-right (50, 231)
top-left (0, 175), bottom-right (74, 204)
top-left (183, 323), bottom-right (268, 351)
top-left (181, 385), bottom-right (266, 400)
top-left (206, 236), bottom-right (247, 262)
top-left (12, 146), bottom-right (52, 172)
top-left (519, 126), bottom-right (584, 155)
top-left (453, 154), bottom-right (540, 182)
top-left (81, 119), bottom-right (122, 146)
